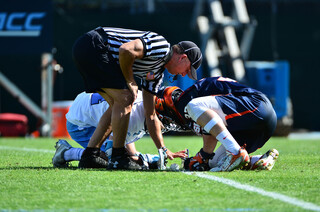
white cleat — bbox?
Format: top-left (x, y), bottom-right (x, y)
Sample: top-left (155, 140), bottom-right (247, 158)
top-left (252, 149), bottom-right (279, 171)
top-left (52, 139), bottom-right (72, 168)
top-left (211, 147), bottom-right (250, 172)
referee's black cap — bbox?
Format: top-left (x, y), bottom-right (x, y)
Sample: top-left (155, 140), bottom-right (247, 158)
top-left (178, 41), bottom-right (202, 80)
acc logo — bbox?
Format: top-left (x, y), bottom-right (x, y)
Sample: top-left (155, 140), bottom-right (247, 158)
top-left (0, 12), bottom-right (46, 37)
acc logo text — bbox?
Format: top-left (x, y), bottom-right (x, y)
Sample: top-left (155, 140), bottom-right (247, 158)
top-left (0, 12), bottom-right (46, 37)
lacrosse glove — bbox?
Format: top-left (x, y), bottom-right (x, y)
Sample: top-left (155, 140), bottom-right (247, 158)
top-left (184, 148), bottom-right (215, 171)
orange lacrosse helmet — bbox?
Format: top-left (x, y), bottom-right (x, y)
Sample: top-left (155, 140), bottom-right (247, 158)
top-left (155, 86), bottom-right (185, 126)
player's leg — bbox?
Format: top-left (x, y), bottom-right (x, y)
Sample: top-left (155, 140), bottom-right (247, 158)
top-left (52, 121), bottom-right (89, 168)
top-left (186, 96), bottom-right (249, 171)
top-left (66, 122), bottom-right (111, 161)
top-left (53, 121), bottom-right (110, 168)
top-left (226, 94), bottom-right (278, 171)
top-left (184, 134), bottom-right (217, 171)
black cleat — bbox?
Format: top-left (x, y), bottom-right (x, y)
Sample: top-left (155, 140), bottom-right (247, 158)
top-left (107, 154), bottom-right (142, 170)
top-left (79, 148), bottom-right (108, 169)
top-left (52, 139), bottom-right (72, 168)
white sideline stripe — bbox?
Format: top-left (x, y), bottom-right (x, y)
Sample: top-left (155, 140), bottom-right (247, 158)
top-left (0, 208), bottom-right (262, 212)
top-left (0, 146), bottom-right (55, 153)
top-left (184, 172), bottom-right (320, 211)
top-left (289, 132), bottom-right (320, 140)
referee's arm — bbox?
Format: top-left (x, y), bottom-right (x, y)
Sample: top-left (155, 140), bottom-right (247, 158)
top-left (119, 39), bottom-right (144, 100)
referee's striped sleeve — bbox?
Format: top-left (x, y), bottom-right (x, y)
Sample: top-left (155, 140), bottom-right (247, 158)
top-left (141, 33), bottom-right (170, 58)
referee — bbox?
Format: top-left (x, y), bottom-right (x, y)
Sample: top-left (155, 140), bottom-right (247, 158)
top-left (72, 26), bottom-right (202, 170)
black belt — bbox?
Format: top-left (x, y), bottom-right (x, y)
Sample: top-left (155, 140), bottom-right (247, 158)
top-left (95, 27), bottom-right (108, 43)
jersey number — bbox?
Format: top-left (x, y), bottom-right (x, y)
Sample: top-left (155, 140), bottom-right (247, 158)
top-left (184, 107), bottom-right (191, 119)
top-left (90, 93), bottom-right (105, 105)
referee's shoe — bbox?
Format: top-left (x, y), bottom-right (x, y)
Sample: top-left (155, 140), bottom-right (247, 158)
top-left (78, 147), bottom-right (108, 169)
top-left (107, 147), bottom-right (142, 170)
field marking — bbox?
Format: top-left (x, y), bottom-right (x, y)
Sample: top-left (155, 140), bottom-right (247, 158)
top-left (0, 208), bottom-right (263, 212)
top-left (184, 172), bottom-right (320, 211)
top-left (289, 131), bottom-right (320, 140)
top-left (0, 146), bottom-right (55, 154)
top-left (1, 145), bottom-right (319, 211)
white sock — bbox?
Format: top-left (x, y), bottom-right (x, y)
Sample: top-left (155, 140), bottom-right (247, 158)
top-left (216, 130), bottom-right (240, 155)
top-left (64, 148), bottom-right (84, 161)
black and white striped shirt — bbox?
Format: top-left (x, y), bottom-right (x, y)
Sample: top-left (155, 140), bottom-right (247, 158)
top-left (101, 27), bottom-right (171, 94)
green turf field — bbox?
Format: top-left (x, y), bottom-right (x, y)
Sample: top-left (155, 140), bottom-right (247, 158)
top-left (0, 136), bottom-right (319, 212)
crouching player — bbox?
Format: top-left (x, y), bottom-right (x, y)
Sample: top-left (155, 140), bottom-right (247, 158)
top-left (155, 77), bottom-right (279, 171)
top-left (52, 90), bottom-right (186, 169)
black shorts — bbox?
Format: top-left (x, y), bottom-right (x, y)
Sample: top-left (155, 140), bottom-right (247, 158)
top-left (72, 28), bottom-right (128, 92)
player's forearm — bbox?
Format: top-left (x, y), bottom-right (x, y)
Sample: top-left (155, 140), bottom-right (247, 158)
top-left (100, 126), bottom-right (112, 145)
top-left (146, 116), bottom-right (165, 149)
top-left (87, 108), bottom-right (112, 148)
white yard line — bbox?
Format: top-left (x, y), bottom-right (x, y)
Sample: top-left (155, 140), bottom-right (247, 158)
top-left (0, 146), bottom-right (55, 153)
top-left (184, 172), bottom-right (320, 211)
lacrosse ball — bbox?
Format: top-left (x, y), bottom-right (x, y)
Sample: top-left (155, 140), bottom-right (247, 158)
top-left (170, 163), bottom-right (180, 171)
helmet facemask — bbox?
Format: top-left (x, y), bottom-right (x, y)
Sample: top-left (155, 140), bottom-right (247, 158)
top-left (155, 86), bottom-right (188, 132)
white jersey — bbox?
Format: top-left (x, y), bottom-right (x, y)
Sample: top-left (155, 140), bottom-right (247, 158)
top-left (66, 91), bottom-right (146, 144)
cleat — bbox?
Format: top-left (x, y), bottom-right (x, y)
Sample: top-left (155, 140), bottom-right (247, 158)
top-left (138, 153), bottom-right (150, 170)
top-left (210, 166), bottom-right (222, 172)
top-left (220, 146), bottom-right (250, 172)
top-left (186, 149), bottom-right (214, 171)
top-left (240, 157), bottom-right (253, 170)
top-left (79, 147), bottom-right (108, 169)
top-left (252, 149), bottom-right (279, 171)
top-left (107, 154), bottom-right (142, 170)
top-left (209, 155), bottom-right (228, 172)
top-left (52, 139), bottom-right (72, 168)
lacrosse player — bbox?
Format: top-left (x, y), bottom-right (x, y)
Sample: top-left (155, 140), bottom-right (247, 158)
top-left (155, 77), bottom-right (278, 172)
top-left (52, 90), bottom-right (186, 169)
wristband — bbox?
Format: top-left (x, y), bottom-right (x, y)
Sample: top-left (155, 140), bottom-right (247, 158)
top-left (161, 146), bottom-right (168, 152)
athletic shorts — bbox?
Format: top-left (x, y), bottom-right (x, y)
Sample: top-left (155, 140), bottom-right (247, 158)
top-left (216, 93), bottom-right (277, 153)
top-left (72, 28), bottom-right (128, 92)
top-left (66, 121), bottom-right (108, 151)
